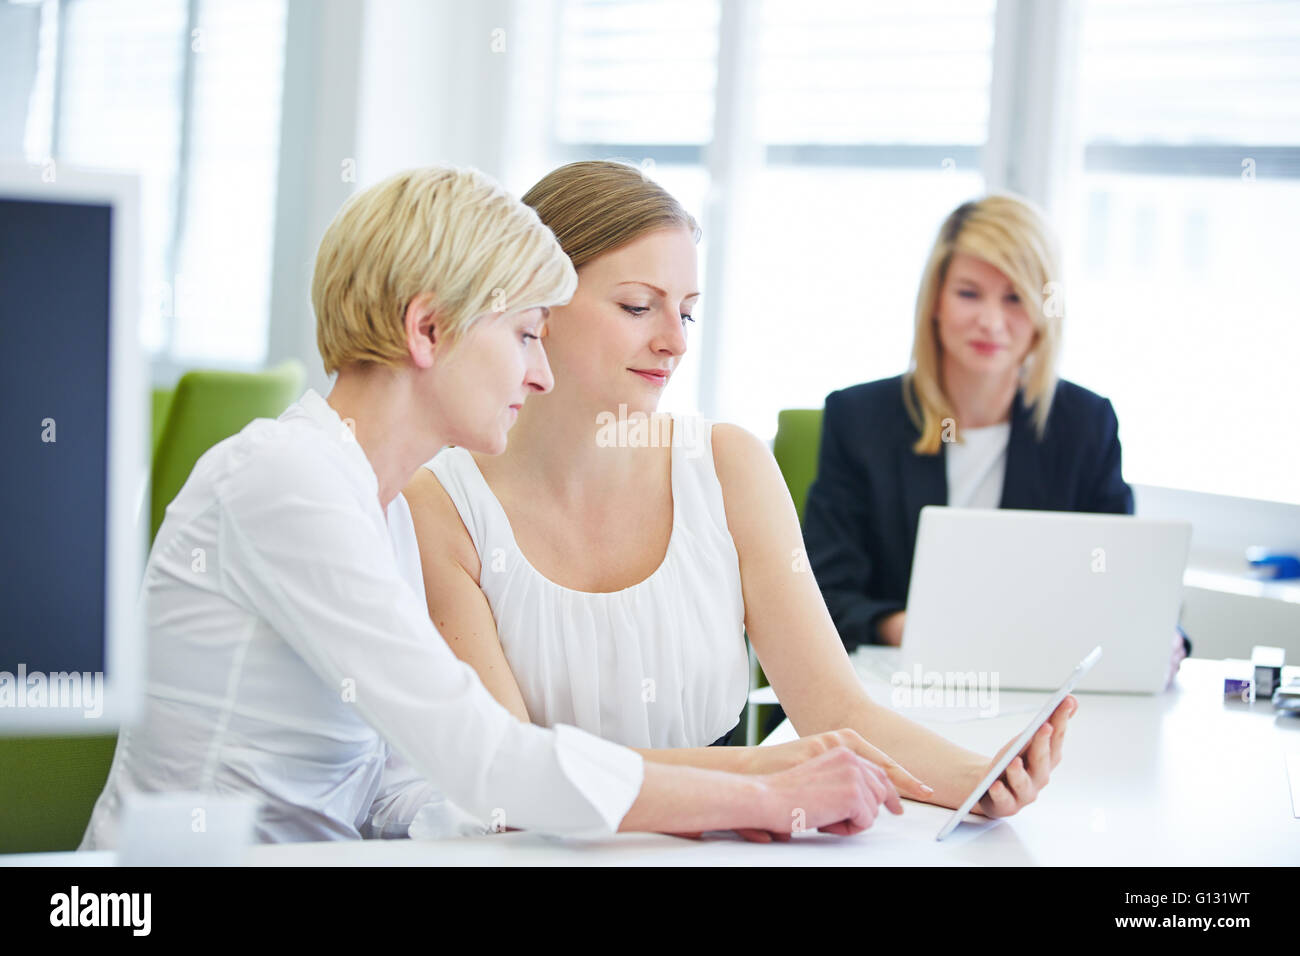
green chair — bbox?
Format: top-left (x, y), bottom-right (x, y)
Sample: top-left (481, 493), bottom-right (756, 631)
top-left (0, 735), bottom-right (119, 854)
top-left (772, 408), bottom-right (825, 525)
top-left (745, 408), bottom-right (827, 743)
top-left (150, 360), bottom-right (305, 542)
top-left (151, 386), bottom-right (175, 458)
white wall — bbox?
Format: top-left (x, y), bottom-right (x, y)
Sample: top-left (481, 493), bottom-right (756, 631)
top-left (1136, 484), bottom-right (1300, 661)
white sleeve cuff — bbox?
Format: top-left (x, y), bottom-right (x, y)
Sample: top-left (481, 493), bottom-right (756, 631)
top-left (552, 724), bottom-right (645, 837)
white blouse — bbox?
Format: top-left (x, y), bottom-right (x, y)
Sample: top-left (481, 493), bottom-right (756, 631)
top-left (945, 422), bottom-right (1011, 509)
top-left (426, 415), bottom-right (750, 750)
top-left (80, 389), bottom-right (643, 847)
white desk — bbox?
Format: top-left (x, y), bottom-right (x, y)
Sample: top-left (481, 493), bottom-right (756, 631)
top-left (5, 656), bottom-right (1298, 866)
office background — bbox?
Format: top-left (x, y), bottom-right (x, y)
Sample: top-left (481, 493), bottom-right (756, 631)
top-left (2, 0), bottom-right (1297, 659)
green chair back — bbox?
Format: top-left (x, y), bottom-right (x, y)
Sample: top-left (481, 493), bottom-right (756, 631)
top-left (772, 408), bottom-right (824, 525)
top-left (745, 408), bottom-right (826, 740)
top-left (0, 734), bottom-right (118, 853)
top-left (151, 386), bottom-right (175, 458)
top-left (150, 361), bottom-right (304, 542)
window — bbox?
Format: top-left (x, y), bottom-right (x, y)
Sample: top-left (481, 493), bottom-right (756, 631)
top-left (19, 0), bottom-right (287, 374)
top-left (1062, 0), bottom-right (1300, 504)
top-left (550, 0), bottom-right (720, 415)
top-left (542, 0), bottom-right (1297, 508)
top-left (546, 0), bottom-right (997, 431)
top-left (54, 0), bottom-right (188, 355)
top-left (719, 0), bottom-right (995, 432)
top-left (171, 0), bottom-right (287, 365)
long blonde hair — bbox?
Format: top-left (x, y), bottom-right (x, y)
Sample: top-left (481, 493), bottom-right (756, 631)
top-left (520, 160), bottom-right (700, 268)
top-left (904, 193), bottom-right (1063, 455)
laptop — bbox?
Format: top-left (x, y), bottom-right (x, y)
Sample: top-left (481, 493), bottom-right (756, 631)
top-left (899, 507), bottom-right (1191, 693)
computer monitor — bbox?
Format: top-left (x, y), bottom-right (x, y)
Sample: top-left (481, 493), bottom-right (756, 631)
top-left (0, 164), bottom-right (145, 734)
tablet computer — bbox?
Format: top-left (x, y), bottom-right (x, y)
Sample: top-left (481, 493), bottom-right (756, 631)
top-left (935, 646), bottom-right (1102, 841)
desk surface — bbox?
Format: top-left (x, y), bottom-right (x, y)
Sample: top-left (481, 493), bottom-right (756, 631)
top-left (6, 656), bottom-right (1298, 866)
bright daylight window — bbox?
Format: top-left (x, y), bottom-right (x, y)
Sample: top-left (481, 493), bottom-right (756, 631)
top-left (718, 0), bottom-right (996, 433)
top-left (553, 0), bottom-right (720, 414)
top-left (1062, 0), bottom-right (1300, 504)
top-left (552, 0), bottom-right (997, 432)
top-left (22, 0), bottom-right (287, 371)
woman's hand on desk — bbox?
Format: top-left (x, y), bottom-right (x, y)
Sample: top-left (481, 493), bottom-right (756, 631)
top-left (973, 695), bottom-right (1076, 818)
top-left (754, 746), bottom-right (907, 840)
top-left (746, 728), bottom-right (934, 802)
top-left (724, 733), bottom-right (933, 843)
top-left (666, 746), bottom-right (908, 843)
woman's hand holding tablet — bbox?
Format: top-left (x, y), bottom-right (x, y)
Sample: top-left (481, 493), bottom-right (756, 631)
top-left (937, 646), bottom-right (1098, 840)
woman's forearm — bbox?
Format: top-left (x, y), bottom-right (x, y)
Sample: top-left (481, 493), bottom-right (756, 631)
top-left (631, 746), bottom-right (755, 773)
top-left (618, 761), bottom-right (767, 833)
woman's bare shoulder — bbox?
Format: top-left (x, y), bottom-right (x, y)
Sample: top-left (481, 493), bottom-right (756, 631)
top-left (402, 465), bottom-right (480, 578)
top-left (706, 421), bottom-right (789, 515)
top-left (709, 422), bottom-right (774, 475)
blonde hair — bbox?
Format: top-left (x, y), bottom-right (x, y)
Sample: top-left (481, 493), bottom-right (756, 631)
top-left (312, 165), bottom-right (577, 375)
top-left (519, 160), bottom-right (700, 269)
top-left (904, 193), bottom-right (1063, 455)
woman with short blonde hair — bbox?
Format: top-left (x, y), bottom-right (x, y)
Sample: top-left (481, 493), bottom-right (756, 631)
top-left (313, 166), bottom-right (577, 372)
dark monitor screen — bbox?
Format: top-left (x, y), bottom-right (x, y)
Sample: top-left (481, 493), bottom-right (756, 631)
top-left (0, 197), bottom-right (111, 676)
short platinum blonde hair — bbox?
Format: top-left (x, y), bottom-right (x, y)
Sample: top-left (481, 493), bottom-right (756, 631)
top-left (312, 165), bottom-right (577, 375)
top-left (904, 193), bottom-right (1063, 455)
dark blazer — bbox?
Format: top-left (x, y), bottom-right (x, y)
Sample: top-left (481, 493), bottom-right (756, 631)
top-left (803, 374), bottom-right (1135, 651)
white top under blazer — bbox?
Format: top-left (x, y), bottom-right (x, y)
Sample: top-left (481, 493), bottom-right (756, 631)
top-left (944, 421), bottom-right (1011, 510)
top-left (426, 415), bottom-right (750, 750)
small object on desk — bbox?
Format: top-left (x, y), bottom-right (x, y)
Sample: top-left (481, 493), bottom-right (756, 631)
top-left (1272, 677), bottom-right (1300, 715)
top-left (1224, 677), bottom-right (1255, 703)
top-left (1252, 645), bottom-right (1286, 699)
top-left (1223, 658), bottom-right (1255, 703)
top-left (1246, 548), bottom-right (1300, 581)
top-left (119, 791), bottom-right (257, 866)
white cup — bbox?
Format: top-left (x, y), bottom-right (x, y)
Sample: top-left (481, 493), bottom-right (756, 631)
top-left (118, 791), bottom-right (259, 866)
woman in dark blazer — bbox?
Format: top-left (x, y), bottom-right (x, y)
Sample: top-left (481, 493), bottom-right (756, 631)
top-left (803, 194), bottom-right (1188, 679)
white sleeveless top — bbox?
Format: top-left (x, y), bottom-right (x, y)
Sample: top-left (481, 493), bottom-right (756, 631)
top-left (426, 416), bottom-right (749, 750)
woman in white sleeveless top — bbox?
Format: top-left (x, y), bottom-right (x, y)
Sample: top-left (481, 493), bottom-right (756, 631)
top-left (404, 161), bottom-right (1076, 819)
top-left (429, 413), bottom-right (745, 749)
